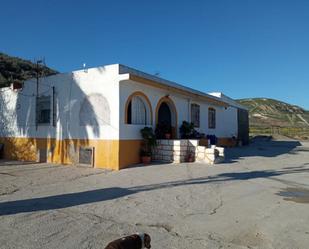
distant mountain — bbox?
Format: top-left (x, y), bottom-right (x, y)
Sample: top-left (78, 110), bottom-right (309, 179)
top-left (0, 52), bottom-right (58, 88)
top-left (237, 98), bottom-right (309, 128)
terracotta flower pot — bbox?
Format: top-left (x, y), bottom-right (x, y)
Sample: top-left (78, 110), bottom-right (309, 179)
top-left (165, 133), bottom-right (171, 139)
top-left (141, 156), bottom-right (151, 164)
top-left (186, 154), bottom-right (194, 162)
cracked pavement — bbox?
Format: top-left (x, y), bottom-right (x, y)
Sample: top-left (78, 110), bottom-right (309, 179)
top-left (0, 138), bottom-right (309, 249)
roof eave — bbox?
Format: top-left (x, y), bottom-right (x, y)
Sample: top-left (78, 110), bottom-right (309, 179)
top-left (123, 74), bottom-right (229, 107)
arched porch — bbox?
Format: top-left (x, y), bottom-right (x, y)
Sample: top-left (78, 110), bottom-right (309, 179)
top-left (155, 96), bottom-right (178, 138)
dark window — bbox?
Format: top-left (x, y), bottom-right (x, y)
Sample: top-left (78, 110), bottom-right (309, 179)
top-left (208, 108), bottom-right (216, 129)
top-left (126, 95), bottom-right (150, 125)
top-left (39, 110), bottom-right (51, 123)
top-left (127, 101), bottom-right (132, 124)
top-left (191, 104), bottom-right (200, 128)
top-left (36, 96), bottom-right (51, 125)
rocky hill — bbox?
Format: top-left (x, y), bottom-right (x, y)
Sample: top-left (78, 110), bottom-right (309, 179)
top-left (237, 98), bottom-right (309, 128)
top-left (0, 52), bottom-right (58, 88)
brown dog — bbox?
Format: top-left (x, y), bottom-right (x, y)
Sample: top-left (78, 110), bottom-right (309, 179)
top-left (104, 233), bottom-right (151, 249)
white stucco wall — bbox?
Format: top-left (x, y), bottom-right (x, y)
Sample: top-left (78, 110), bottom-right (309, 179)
top-left (0, 63), bottom-right (239, 142)
top-left (194, 101), bottom-right (238, 138)
top-left (0, 87), bottom-right (19, 138)
top-left (119, 79), bottom-right (238, 140)
top-left (0, 64), bottom-right (120, 140)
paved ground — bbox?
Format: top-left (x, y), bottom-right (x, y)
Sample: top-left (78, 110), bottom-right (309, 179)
top-left (0, 138), bottom-right (309, 249)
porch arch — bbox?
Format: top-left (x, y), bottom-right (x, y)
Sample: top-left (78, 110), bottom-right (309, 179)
top-left (155, 96), bottom-right (178, 138)
top-left (124, 91), bottom-right (153, 125)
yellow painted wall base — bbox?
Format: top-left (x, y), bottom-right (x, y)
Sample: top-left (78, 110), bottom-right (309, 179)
top-left (52, 139), bottom-right (120, 170)
top-left (0, 136), bottom-right (234, 170)
top-left (119, 140), bottom-right (142, 169)
top-left (0, 137), bottom-right (139, 171)
top-left (0, 137), bottom-right (55, 162)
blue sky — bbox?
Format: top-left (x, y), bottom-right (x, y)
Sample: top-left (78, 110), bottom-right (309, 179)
top-left (1, 0), bottom-right (309, 109)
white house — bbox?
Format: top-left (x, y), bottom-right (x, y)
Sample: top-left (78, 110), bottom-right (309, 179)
top-left (0, 64), bottom-right (248, 170)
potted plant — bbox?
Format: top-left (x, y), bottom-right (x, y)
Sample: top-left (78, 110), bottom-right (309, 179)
top-left (165, 132), bottom-right (171, 139)
top-left (186, 151), bottom-right (195, 162)
top-left (179, 121), bottom-right (195, 139)
top-left (155, 122), bottom-right (172, 139)
top-left (140, 145), bottom-right (152, 164)
top-left (140, 127), bottom-right (156, 164)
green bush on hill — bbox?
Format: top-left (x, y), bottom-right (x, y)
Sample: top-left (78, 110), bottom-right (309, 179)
top-left (0, 52), bottom-right (58, 88)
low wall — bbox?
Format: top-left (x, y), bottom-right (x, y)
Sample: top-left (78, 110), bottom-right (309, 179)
top-left (195, 146), bottom-right (225, 165)
top-left (153, 139), bottom-right (225, 164)
top-left (153, 139), bottom-right (198, 163)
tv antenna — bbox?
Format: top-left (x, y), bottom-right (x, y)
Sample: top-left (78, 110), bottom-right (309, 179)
top-left (83, 63), bottom-right (88, 73)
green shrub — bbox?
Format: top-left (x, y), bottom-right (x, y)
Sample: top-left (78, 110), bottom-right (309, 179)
top-left (140, 127), bottom-right (156, 156)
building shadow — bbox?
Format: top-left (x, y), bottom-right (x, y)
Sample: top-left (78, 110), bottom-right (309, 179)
top-left (0, 187), bottom-right (133, 216)
top-left (1, 163), bottom-right (309, 216)
top-left (224, 138), bottom-right (303, 164)
top-left (125, 161), bottom-right (174, 169)
top-left (0, 68), bottom-right (115, 166)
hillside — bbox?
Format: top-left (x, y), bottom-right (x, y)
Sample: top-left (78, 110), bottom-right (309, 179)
top-left (0, 52), bottom-right (58, 88)
top-left (237, 98), bottom-right (309, 128)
